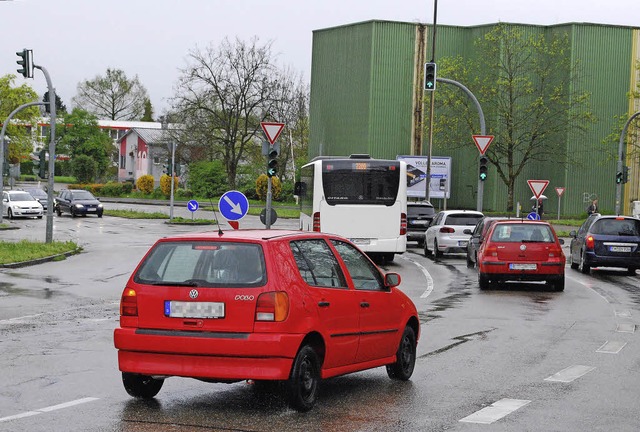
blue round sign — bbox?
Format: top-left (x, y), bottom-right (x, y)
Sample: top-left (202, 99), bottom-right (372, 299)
top-left (218, 190), bottom-right (249, 221)
top-left (527, 212), bottom-right (540, 220)
top-left (187, 199), bottom-right (199, 212)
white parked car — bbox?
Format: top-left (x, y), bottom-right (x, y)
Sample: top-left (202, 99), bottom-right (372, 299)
top-left (424, 210), bottom-right (484, 257)
top-left (2, 190), bottom-right (44, 219)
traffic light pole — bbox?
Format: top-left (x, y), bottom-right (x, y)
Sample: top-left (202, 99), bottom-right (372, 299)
top-left (615, 110), bottom-right (640, 215)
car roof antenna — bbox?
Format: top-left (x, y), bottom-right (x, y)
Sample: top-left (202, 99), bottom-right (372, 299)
top-left (209, 198), bottom-right (224, 236)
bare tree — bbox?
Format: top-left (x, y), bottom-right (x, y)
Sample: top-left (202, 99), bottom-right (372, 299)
top-left (73, 68), bottom-right (149, 120)
top-left (171, 36), bottom-right (281, 189)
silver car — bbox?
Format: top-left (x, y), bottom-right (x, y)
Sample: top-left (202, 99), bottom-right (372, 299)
top-left (2, 190), bottom-right (44, 219)
top-left (424, 210), bottom-right (484, 258)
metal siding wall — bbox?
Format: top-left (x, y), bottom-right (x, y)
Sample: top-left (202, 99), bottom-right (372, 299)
top-left (623, 29), bottom-right (640, 212)
top-left (309, 22), bottom-right (374, 157)
top-left (368, 22), bottom-right (417, 159)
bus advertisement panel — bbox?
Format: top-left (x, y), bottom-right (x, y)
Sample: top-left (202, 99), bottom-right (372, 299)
top-left (397, 156), bottom-right (452, 199)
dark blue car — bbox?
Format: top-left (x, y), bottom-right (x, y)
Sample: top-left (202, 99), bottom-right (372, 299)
top-left (569, 214), bottom-right (640, 275)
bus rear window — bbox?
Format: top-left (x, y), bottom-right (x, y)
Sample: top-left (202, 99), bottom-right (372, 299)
top-left (322, 160), bottom-right (400, 206)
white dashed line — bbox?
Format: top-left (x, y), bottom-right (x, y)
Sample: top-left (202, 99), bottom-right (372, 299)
top-left (0, 397), bottom-right (99, 423)
top-left (596, 340), bottom-right (627, 354)
top-left (615, 310), bottom-right (632, 318)
top-left (459, 398), bottom-right (531, 424)
top-left (544, 365), bottom-right (596, 383)
top-left (616, 323), bottom-right (636, 333)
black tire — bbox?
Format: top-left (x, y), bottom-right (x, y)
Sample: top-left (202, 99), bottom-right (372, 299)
top-left (122, 372), bottom-right (164, 399)
top-left (466, 252), bottom-right (474, 268)
top-left (384, 253), bottom-right (394, 262)
top-left (56, 206), bottom-right (62, 217)
top-left (423, 240), bottom-right (431, 257)
top-left (71, 208), bottom-right (77, 218)
top-left (479, 272), bottom-right (490, 290)
top-left (7, 208), bottom-right (13, 220)
top-left (553, 276), bottom-right (565, 291)
top-left (37, 216), bottom-right (43, 219)
top-left (417, 240), bottom-right (424, 248)
top-left (433, 240), bottom-right (442, 258)
top-left (579, 250), bottom-right (590, 274)
top-left (386, 326), bottom-right (416, 381)
top-left (627, 267), bottom-right (636, 276)
top-left (286, 345), bottom-right (320, 412)
top-left (98, 212), bottom-right (103, 218)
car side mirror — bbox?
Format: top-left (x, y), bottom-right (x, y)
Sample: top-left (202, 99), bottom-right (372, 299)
top-left (558, 238), bottom-right (565, 245)
top-left (463, 229), bottom-right (472, 235)
top-left (569, 230), bottom-right (577, 238)
top-left (384, 272), bottom-right (401, 288)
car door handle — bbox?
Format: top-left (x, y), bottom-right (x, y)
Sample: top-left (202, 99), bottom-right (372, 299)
top-left (318, 301), bottom-right (330, 307)
top-left (360, 302), bottom-right (370, 308)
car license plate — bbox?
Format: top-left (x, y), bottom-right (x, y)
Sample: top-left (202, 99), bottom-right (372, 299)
top-left (609, 246), bottom-right (631, 253)
top-left (351, 238), bottom-right (371, 245)
top-left (509, 263), bottom-right (537, 270)
top-left (164, 301), bottom-right (225, 318)
top-left (458, 241), bottom-right (468, 247)
top-left (87, 208), bottom-right (96, 212)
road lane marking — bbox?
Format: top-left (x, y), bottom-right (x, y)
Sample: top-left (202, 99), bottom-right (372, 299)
top-left (596, 341), bottom-right (627, 354)
top-left (616, 323), bottom-right (636, 333)
top-left (544, 365), bottom-right (596, 383)
top-left (0, 397), bottom-right (99, 423)
top-left (615, 310), bottom-right (631, 318)
top-left (399, 255), bottom-right (433, 298)
top-left (459, 398), bottom-right (530, 424)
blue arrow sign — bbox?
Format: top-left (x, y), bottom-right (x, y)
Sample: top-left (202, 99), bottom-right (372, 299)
top-left (187, 200), bottom-right (199, 212)
top-left (527, 212), bottom-right (540, 220)
top-left (218, 190), bottom-right (249, 221)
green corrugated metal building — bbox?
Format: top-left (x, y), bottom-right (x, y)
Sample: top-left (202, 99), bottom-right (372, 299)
top-left (309, 20), bottom-right (640, 215)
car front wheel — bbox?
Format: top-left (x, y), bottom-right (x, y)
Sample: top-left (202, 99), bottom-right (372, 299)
top-left (56, 206), bottom-right (62, 216)
top-left (386, 325), bottom-right (416, 381)
top-left (7, 208), bottom-right (14, 219)
top-left (569, 251), bottom-right (579, 270)
top-left (122, 372), bottom-right (164, 399)
top-left (286, 345), bottom-right (320, 412)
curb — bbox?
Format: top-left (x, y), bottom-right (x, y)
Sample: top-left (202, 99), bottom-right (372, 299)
top-left (0, 248), bottom-right (82, 269)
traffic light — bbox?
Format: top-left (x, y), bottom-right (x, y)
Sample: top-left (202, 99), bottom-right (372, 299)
top-left (622, 165), bottom-right (629, 183)
top-left (16, 49), bottom-right (33, 79)
top-left (616, 171), bottom-right (623, 184)
top-left (424, 62), bottom-right (436, 91)
top-left (267, 146), bottom-right (279, 177)
top-left (166, 158), bottom-right (172, 176)
top-left (38, 149), bottom-right (46, 178)
top-left (479, 156), bottom-right (488, 181)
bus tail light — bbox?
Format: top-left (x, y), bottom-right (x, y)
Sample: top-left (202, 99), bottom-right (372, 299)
top-left (439, 227), bottom-right (455, 234)
top-left (585, 235), bottom-right (595, 249)
top-left (313, 212), bottom-right (321, 232)
top-left (400, 213), bottom-right (407, 235)
top-left (255, 292), bottom-right (289, 322)
top-left (120, 287), bottom-right (138, 316)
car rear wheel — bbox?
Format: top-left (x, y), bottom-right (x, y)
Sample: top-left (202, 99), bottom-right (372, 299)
top-left (479, 272), bottom-right (490, 290)
top-left (579, 250), bottom-right (591, 274)
top-left (627, 267), bottom-right (636, 276)
top-left (386, 326), bottom-right (416, 381)
top-left (569, 251), bottom-right (579, 270)
top-left (286, 345), bottom-right (320, 412)
top-left (466, 252), bottom-right (474, 268)
top-left (433, 240), bottom-right (442, 258)
top-left (122, 372), bottom-right (164, 399)
top-left (551, 276), bottom-right (565, 291)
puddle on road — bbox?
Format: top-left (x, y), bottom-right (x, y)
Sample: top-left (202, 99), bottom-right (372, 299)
top-left (0, 281), bottom-right (57, 299)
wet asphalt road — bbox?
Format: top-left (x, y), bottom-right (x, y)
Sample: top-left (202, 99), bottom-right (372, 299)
top-left (1, 209), bottom-right (639, 431)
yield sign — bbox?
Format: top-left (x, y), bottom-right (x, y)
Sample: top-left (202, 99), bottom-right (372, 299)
top-left (528, 179), bottom-right (549, 199)
top-left (555, 187), bottom-right (566, 197)
top-left (472, 135), bottom-right (494, 155)
top-left (260, 122), bottom-right (285, 145)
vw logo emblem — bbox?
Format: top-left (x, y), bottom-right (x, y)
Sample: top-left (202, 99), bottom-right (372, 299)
top-left (189, 289), bottom-right (199, 299)
top-left (520, 244), bottom-right (527, 251)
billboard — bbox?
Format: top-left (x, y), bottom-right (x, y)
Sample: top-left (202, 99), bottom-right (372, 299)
top-left (397, 155), bottom-right (452, 199)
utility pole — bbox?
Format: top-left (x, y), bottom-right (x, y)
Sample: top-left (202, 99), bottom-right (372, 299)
top-left (425, 0), bottom-right (438, 202)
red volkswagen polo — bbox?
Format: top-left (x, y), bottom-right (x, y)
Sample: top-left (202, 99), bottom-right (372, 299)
top-left (477, 220), bottom-right (566, 291)
top-left (113, 229), bottom-right (420, 411)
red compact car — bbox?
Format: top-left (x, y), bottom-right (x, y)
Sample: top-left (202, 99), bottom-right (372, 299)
top-left (477, 220), bottom-right (566, 291)
top-left (113, 229), bottom-right (419, 411)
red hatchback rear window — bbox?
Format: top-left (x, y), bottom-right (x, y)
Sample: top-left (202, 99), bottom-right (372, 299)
top-left (490, 224), bottom-right (555, 243)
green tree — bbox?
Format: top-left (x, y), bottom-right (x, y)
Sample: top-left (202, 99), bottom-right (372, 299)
top-left (141, 98), bottom-right (154, 122)
top-left (433, 24), bottom-right (595, 211)
top-left (73, 68), bottom-right (149, 120)
top-left (71, 154), bottom-right (98, 183)
top-left (57, 108), bottom-right (114, 182)
top-left (0, 74), bottom-right (40, 163)
top-left (42, 90), bottom-right (67, 115)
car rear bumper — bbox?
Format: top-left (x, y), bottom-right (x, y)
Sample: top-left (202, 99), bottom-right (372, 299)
top-left (479, 262), bottom-right (565, 281)
top-left (585, 252), bottom-right (640, 269)
top-left (114, 328), bottom-right (302, 380)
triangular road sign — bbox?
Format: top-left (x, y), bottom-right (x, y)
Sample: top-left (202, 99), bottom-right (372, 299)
top-left (528, 180), bottom-right (550, 199)
top-left (260, 122), bottom-right (285, 145)
top-left (555, 187), bottom-right (566, 197)
top-left (472, 135), bottom-right (494, 155)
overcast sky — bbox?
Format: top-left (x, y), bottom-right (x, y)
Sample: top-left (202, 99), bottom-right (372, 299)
top-left (1, 0), bottom-right (638, 117)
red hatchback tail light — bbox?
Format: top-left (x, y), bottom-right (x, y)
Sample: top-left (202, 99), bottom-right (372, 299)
top-left (439, 227), bottom-right (455, 234)
top-left (120, 287), bottom-right (138, 316)
top-left (400, 212), bottom-right (407, 235)
top-left (313, 212), bottom-right (321, 232)
top-left (255, 292), bottom-right (289, 322)
top-left (586, 235), bottom-right (595, 250)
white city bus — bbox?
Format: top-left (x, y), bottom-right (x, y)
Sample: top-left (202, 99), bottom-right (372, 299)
top-left (296, 154), bottom-right (407, 262)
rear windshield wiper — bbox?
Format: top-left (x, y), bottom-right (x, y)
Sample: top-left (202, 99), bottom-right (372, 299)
top-left (149, 281), bottom-right (199, 287)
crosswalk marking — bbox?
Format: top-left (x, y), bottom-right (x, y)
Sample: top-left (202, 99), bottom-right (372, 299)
top-left (596, 340), bottom-right (627, 354)
top-left (544, 365), bottom-right (595, 383)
